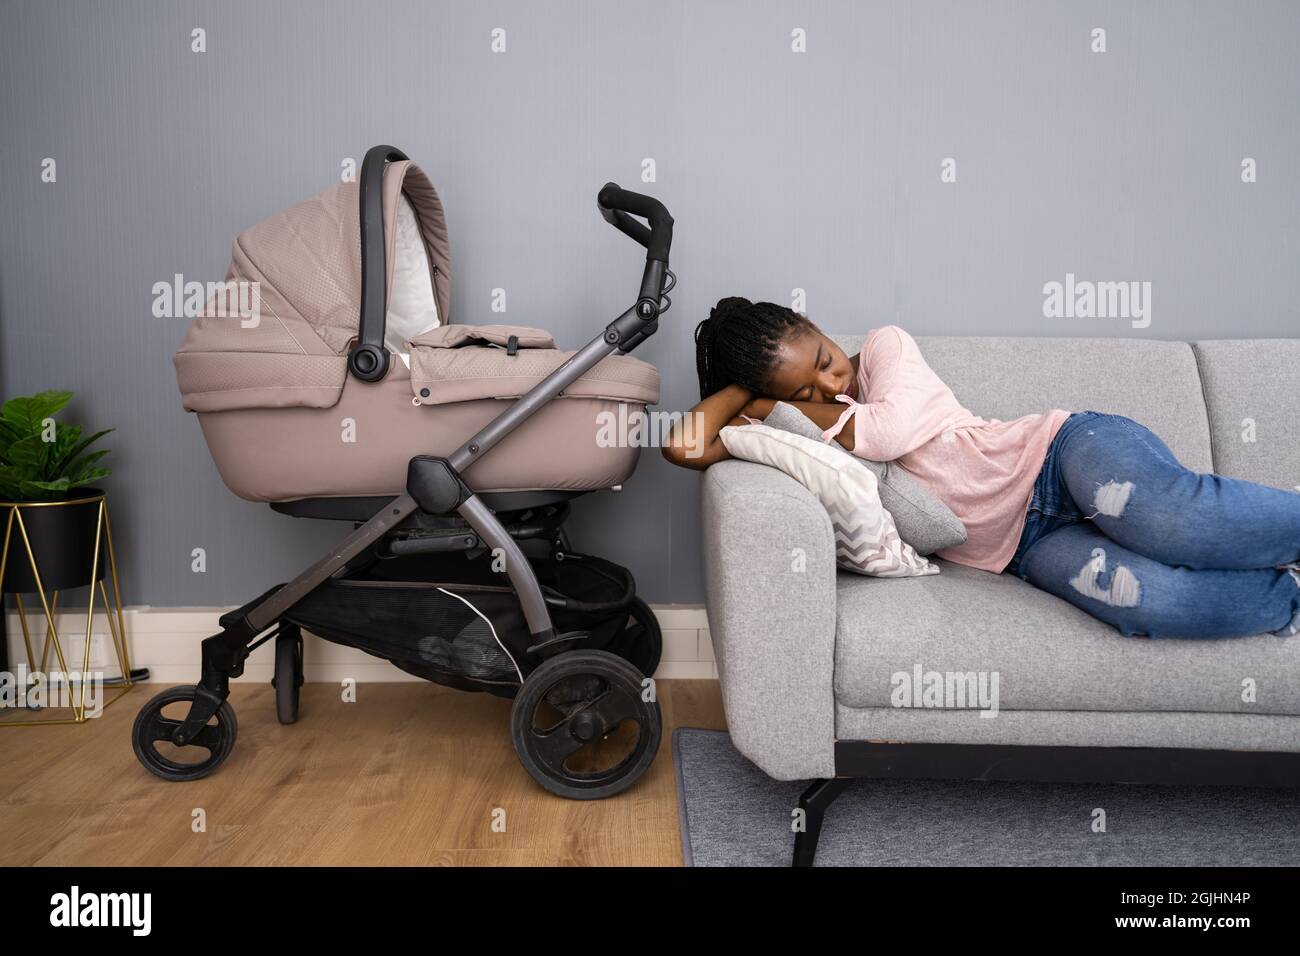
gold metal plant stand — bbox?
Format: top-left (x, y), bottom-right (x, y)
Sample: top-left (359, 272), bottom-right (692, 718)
top-left (0, 494), bottom-right (134, 726)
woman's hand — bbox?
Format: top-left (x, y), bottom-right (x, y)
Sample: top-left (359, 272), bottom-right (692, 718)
top-left (662, 383), bottom-right (756, 470)
top-left (775, 399), bottom-right (857, 451)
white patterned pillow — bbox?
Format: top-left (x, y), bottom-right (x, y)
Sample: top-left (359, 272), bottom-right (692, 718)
top-left (719, 423), bottom-right (940, 578)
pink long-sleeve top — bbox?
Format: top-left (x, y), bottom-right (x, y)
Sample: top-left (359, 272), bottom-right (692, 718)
top-left (822, 325), bottom-right (1071, 574)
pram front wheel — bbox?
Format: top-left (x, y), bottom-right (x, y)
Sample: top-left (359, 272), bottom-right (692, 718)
top-left (132, 684), bottom-right (238, 782)
top-left (272, 628), bottom-right (303, 725)
top-left (511, 649), bottom-right (661, 800)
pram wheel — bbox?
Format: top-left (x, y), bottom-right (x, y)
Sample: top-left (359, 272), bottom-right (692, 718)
top-left (132, 685), bottom-right (238, 782)
top-left (273, 628), bottom-right (303, 725)
top-left (511, 649), bottom-right (661, 800)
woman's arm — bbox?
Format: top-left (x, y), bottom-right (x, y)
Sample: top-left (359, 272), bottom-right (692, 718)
top-left (661, 383), bottom-right (756, 470)
top-left (661, 392), bottom-right (857, 471)
top-left (844, 325), bottom-right (956, 461)
top-left (739, 326), bottom-right (957, 460)
top-left (732, 397), bottom-right (857, 451)
top-left (662, 325), bottom-right (955, 469)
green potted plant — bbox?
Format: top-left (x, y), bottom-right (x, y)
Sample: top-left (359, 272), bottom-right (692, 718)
top-left (0, 390), bottom-right (113, 593)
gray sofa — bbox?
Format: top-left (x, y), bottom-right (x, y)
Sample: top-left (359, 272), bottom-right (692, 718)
top-left (700, 333), bottom-right (1300, 864)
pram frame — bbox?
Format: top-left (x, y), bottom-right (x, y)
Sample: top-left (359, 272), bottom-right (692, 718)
top-left (166, 146), bottom-right (675, 749)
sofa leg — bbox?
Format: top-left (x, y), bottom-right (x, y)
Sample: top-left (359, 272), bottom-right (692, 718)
top-left (792, 777), bottom-right (852, 867)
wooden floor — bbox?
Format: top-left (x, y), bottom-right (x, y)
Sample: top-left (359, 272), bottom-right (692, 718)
top-left (0, 679), bottom-right (725, 866)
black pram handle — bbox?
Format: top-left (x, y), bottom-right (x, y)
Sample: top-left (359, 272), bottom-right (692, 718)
top-left (597, 183), bottom-right (674, 264)
top-left (597, 183), bottom-right (674, 319)
top-left (349, 144), bottom-right (409, 383)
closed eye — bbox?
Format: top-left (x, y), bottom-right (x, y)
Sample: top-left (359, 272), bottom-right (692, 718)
top-left (791, 346), bottom-right (827, 401)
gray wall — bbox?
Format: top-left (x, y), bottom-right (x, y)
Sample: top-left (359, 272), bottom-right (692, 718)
top-left (1, 0), bottom-right (1296, 607)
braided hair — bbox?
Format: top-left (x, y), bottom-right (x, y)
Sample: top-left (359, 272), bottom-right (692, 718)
top-left (694, 297), bottom-right (811, 399)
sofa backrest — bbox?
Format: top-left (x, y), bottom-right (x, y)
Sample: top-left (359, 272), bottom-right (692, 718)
top-left (832, 333), bottom-right (1214, 474)
top-left (1193, 340), bottom-right (1300, 493)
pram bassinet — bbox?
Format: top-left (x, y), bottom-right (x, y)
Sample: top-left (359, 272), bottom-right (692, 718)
top-left (174, 154), bottom-right (659, 501)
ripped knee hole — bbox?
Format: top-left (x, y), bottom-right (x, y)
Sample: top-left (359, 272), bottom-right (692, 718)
top-left (1069, 546), bottom-right (1142, 607)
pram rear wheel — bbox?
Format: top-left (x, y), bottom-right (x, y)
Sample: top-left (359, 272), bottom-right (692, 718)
top-left (511, 649), bottom-right (660, 800)
top-left (132, 685), bottom-right (238, 782)
top-left (273, 629), bottom-right (303, 725)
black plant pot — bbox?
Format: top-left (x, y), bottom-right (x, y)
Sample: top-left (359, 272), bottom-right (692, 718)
top-left (1, 490), bottom-right (108, 595)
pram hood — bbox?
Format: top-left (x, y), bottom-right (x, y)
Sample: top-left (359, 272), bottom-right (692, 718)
top-left (175, 159), bottom-right (452, 413)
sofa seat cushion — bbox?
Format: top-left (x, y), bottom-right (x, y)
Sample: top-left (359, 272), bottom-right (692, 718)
top-left (833, 560), bottom-right (1300, 716)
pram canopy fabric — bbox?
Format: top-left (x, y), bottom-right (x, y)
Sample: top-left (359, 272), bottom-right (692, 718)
top-left (175, 160), bottom-right (451, 413)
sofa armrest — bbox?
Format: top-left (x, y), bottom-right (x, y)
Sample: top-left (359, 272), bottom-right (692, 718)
top-left (700, 460), bottom-right (837, 780)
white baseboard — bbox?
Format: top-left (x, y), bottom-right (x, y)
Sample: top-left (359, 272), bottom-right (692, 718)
top-left (4, 604), bottom-right (716, 683)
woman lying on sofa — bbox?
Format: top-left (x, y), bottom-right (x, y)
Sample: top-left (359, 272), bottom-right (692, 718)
top-left (662, 296), bottom-right (1300, 640)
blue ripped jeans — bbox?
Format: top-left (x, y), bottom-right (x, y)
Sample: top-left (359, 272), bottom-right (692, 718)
top-left (1004, 411), bottom-right (1300, 639)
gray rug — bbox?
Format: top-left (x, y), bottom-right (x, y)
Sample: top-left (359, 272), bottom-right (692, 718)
top-left (672, 728), bottom-right (1300, 867)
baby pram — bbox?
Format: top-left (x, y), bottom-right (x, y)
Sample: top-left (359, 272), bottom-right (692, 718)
top-left (132, 146), bottom-right (675, 799)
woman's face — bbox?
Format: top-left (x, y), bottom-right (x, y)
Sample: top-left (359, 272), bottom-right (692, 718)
top-left (763, 327), bottom-right (857, 403)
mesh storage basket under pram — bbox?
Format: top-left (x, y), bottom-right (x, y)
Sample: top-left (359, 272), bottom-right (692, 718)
top-left (284, 541), bottom-right (662, 698)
